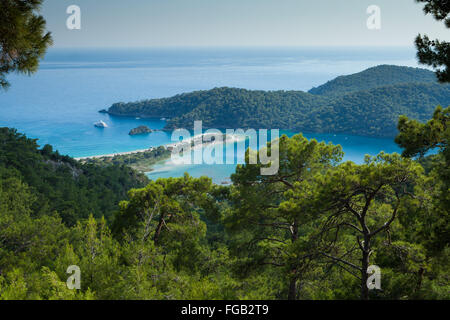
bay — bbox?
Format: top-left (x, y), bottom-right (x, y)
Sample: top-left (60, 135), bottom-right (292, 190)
top-left (0, 47), bottom-right (409, 182)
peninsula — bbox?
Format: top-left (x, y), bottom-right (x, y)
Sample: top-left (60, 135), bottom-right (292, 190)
top-left (102, 65), bottom-right (450, 138)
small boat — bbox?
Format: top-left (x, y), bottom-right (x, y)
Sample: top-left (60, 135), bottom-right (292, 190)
top-left (221, 178), bottom-right (232, 185)
top-left (160, 117), bottom-right (166, 121)
top-left (94, 120), bottom-right (108, 128)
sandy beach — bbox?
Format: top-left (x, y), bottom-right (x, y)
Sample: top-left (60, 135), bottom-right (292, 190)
top-left (75, 133), bottom-right (245, 161)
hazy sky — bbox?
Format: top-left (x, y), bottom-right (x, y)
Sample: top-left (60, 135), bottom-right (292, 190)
top-left (42, 0), bottom-right (449, 48)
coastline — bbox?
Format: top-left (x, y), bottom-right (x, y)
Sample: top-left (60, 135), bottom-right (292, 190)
top-left (74, 148), bottom-right (153, 160)
top-left (75, 133), bottom-right (246, 161)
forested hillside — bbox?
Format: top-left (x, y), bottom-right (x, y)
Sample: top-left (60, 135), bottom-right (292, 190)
top-left (0, 106), bottom-right (448, 300)
top-left (314, 82), bottom-right (450, 136)
top-left (308, 65), bottom-right (438, 96)
top-left (0, 0), bottom-right (448, 303)
top-left (105, 66), bottom-right (450, 137)
top-left (0, 128), bottom-right (148, 224)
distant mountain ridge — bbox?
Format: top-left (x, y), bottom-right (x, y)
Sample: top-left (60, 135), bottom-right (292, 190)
top-left (308, 65), bottom-right (438, 96)
top-left (105, 65), bottom-right (450, 137)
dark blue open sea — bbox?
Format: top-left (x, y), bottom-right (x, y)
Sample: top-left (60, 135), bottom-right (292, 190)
top-left (0, 47), bottom-right (413, 182)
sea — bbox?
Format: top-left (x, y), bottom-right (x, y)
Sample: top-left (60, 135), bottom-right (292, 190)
top-left (0, 47), bottom-right (417, 183)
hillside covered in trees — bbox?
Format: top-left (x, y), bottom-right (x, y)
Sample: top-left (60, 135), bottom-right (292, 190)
top-left (105, 65), bottom-right (450, 137)
top-left (0, 128), bottom-right (148, 225)
top-left (308, 65), bottom-right (439, 96)
top-left (0, 105), bottom-right (449, 300)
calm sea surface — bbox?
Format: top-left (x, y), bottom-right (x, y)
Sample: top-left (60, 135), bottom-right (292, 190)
top-left (0, 47), bottom-right (413, 182)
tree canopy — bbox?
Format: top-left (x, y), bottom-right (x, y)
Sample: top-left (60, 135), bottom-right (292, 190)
top-left (0, 127), bottom-right (448, 300)
top-left (415, 0), bottom-right (450, 82)
top-left (0, 0), bottom-right (52, 89)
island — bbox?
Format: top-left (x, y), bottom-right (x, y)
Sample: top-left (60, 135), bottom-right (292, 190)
top-left (129, 125), bottom-right (153, 135)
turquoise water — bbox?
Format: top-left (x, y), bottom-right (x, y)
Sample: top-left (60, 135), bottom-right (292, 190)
top-left (147, 131), bottom-right (402, 184)
top-left (0, 47), bottom-right (409, 181)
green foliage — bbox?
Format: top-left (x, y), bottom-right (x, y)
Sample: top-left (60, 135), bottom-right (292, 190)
top-left (309, 65), bottom-right (438, 96)
top-left (2, 1), bottom-right (449, 301)
top-left (0, 127), bottom-right (148, 224)
top-left (0, 0), bottom-right (52, 89)
top-left (417, 0), bottom-right (450, 26)
top-left (415, 0), bottom-right (450, 82)
top-left (396, 106), bottom-right (449, 158)
top-left (0, 128), bottom-right (448, 300)
top-left (314, 153), bottom-right (425, 299)
top-left (227, 134), bottom-right (343, 299)
top-left (396, 106), bottom-right (449, 252)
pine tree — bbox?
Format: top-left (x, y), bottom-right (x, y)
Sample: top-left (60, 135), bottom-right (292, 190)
top-left (0, 0), bottom-right (52, 89)
top-left (415, 0), bottom-right (450, 82)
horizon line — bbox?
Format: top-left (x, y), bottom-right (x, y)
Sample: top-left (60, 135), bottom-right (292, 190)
top-left (48, 45), bottom-right (418, 50)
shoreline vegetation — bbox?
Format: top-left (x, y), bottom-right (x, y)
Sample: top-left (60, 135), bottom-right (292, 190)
top-left (1, 106), bottom-right (449, 300)
top-left (2, 0), bottom-right (449, 299)
top-left (76, 133), bottom-right (245, 174)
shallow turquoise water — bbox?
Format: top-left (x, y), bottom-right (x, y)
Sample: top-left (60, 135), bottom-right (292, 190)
top-left (147, 131), bottom-right (402, 184)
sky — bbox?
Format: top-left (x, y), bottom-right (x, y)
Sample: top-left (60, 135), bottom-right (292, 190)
top-left (42, 0), bottom-right (449, 48)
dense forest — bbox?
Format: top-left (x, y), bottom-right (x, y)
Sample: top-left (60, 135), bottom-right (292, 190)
top-left (0, 0), bottom-right (448, 303)
top-left (106, 65), bottom-right (450, 137)
top-left (0, 128), bottom-right (148, 225)
top-left (0, 106), bottom-right (448, 300)
top-left (308, 65), bottom-right (438, 96)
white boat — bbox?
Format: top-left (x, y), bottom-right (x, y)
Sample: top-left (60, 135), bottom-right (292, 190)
top-left (94, 120), bottom-right (108, 128)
